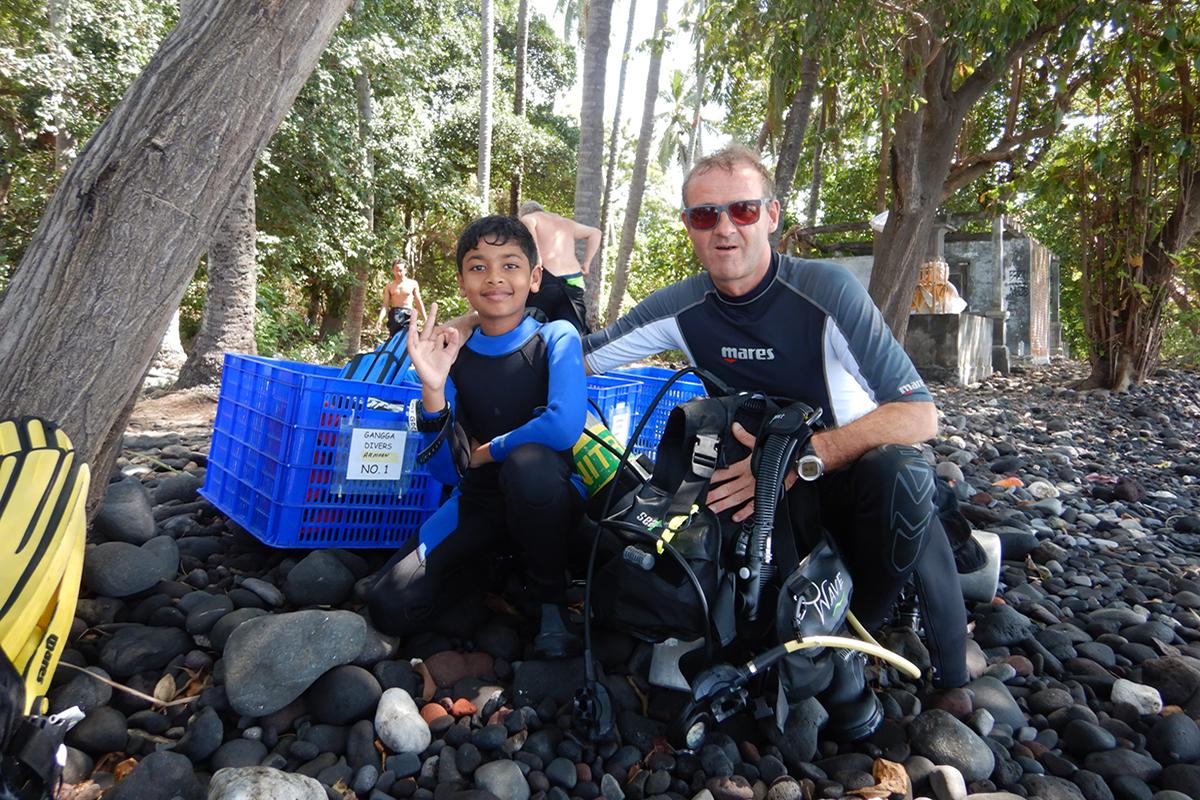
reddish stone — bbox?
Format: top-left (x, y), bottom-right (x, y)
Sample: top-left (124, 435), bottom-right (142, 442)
top-left (738, 740), bottom-right (761, 764)
top-left (1006, 655), bottom-right (1035, 677)
top-left (450, 698), bottom-right (477, 717)
top-left (575, 763), bottom-right (592, 783)
top-left (422, 650), bottom-right (496, 688)
top-left (1026, 740), bottom-right (1048, 757)
top-left (420, 703), bottom-right (449, 723)
top-left (926, 687), bottom-right (973, 719)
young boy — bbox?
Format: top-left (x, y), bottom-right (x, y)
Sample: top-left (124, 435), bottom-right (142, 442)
top-left (368, 216), bottom-right (587, 658)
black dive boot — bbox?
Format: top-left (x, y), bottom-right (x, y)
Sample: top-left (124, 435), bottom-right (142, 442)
top-left (533, 604), bottom-right (581, 659)
top-left (817, 649), bottom-right (882, 741)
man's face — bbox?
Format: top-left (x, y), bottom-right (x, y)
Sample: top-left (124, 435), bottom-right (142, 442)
top-left (393, 263), bottom-right (405, 280)
top-left (682, 164), bottom-right (780, 297)
top-left (457, 238), bottom-right (542, 333)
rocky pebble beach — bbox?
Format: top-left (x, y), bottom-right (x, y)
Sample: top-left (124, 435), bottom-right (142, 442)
top-left (49, 362), bottom-right (1200, 800)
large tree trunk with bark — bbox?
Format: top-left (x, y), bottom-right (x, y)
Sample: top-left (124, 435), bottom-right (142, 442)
top-left (605, 0), bottom-right (667, 325)
top-left (868, 12), bottom-right (1075, 342)
top-left (868, 42), bottom-right (959, 343)
top-left (768, 54), bottom-right (819, 249)
top-left (575, 0), bottom-right (613, 329)
top-left (0, 0), bottom-right (351, 507)
top-left (176, 172), bottom-right (258, 387)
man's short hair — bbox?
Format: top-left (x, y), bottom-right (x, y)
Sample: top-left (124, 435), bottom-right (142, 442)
top-left (518, 200), bottom-right (544, 216)
top-left (455, 215), bottom-right (540, 273)
top-left (682, 144), bottom-right (776, 206)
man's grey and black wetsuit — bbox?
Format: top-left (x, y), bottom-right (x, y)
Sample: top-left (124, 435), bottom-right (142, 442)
top-left (369, 316), bottom-right (586, 636)
top-left (584, 252), bottom-right (969, 689)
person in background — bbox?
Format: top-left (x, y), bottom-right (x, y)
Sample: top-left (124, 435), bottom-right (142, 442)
top-left (518, 201), bottom-right (600, 335)
top-left (378, 257), bottom-right (427, 337)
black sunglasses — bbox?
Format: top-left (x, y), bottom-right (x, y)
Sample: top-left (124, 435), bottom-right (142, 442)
top-left (681, 198), bottom-right (772, 230)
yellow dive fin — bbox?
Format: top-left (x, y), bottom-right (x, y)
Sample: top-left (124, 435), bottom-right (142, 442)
top-left (0, 417), bottom-right (90, 715)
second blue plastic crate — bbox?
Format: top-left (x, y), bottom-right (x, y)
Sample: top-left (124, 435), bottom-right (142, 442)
top-left (610, 365), bottom-right (707, 457)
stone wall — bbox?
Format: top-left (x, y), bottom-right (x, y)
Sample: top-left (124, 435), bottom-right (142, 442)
top-left (903, 313), bottom-right (993, 386)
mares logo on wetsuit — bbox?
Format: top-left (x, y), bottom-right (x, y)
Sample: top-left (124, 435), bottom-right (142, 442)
top-left (719, 346), bottom-right (775, 363)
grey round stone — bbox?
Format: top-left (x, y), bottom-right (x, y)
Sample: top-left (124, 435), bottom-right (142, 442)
top-left (83, 536), bottom-right (179, 597)
top-left (210, 739), bottom-right (269, 771)
top-left (223, 609), bottom-right (368, 717)
top-left (207, 766), bottom-right (326, 799)
top-left (93, 477), bottom-right (156, 545)
top-left (283, 551), bottom-right (355, 607)
top-left (98, 624), bottom-right (191, 678)
top-left (102, 751), bottom-right (204, 800)
top-left (907, 709), bottom-right (995, 783)
top-left (475, 758), bottom-right (531, 800)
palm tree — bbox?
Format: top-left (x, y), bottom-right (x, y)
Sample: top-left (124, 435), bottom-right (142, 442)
top-left (342, 0), bottom-right (375, 357)
top-left (575, 0), bottom-right (614, 327)
top-left (606, 0), bottom-right (668, 325)
top-left (478, 0), bottom-right (494, 214)
top-left (599, 0), bottom-right (639, 241)
top-left (509, 0), bottom-right (530, 214)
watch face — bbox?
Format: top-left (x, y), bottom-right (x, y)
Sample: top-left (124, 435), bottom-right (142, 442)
top-left (799, 456), bottom-right (822, 480)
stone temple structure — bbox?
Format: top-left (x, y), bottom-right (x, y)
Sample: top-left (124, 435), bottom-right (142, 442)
top-left (816, 217), bottom-right (1062, 386)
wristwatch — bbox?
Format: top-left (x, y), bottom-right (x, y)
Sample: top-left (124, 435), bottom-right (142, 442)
top-left (796, 441), bottom-right (824, 482)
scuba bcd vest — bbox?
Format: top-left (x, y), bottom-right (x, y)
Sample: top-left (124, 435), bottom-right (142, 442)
top-left (590, 390), bottom-right (778, 645)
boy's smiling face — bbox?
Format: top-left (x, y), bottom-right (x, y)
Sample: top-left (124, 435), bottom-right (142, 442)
top-left (457, 237), bottom-right (542, 335)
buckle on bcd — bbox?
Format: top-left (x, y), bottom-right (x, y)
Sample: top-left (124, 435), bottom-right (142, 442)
top-left (692, 433), bottom-right (719, 477)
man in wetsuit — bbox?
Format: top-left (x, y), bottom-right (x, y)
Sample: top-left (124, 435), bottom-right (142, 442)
top-left (378, 258), bottom-right (427, 337)
top-left (518, 201), bottom-right (600, 335)
top-left (583, 145), bottom-right (969, 733)
top-left (368, 216), bottom-right (586, 658)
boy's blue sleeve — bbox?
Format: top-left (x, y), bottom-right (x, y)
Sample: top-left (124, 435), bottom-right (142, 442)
top-left (419, 378), bottom-right (460, 486)
top-left (489, 321), bottom-right (587, 460)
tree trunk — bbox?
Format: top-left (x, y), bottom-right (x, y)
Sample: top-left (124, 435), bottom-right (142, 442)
top-left (768, 53), bottom-right (819, 249)
top-left (869, 43), bottom-right (963, 342)
top-left (0, 0), bottom-right (351, 502)
top-left (599, 0), bottom-right (638, 244)
top-left (345, 1), bottom-right (375, 357)
top-left (478, 0), bottom-right (494, 215)
top-left (575, 0), bottom-right (614, 329)
top-left (805, 95), bottom-right (829, 230)
top-left (154, 309), bottom-right (188, 370)
top-left (509, 0), bottom-right (529, 215)
top-left (176, 171), bottom-right (258, 387)
top-left (48, 0), bottom-right (75, 172)
top-left (685, 7), bottom-right (704, 168)
top-left (605, 0), bottom-right (667, 325)
top-left (873, 91), bottom-right (891, 214)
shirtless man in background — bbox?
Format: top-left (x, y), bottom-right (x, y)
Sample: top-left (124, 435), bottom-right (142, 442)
top-left (379, 258), bottom-right (427, 336)
top-left (518, 201), bottom-right (600, 334)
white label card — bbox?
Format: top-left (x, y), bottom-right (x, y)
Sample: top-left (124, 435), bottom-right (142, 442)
top-left (346, 427), bottom-right (407, 481)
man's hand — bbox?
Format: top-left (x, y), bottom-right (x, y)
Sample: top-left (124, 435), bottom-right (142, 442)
top-left (706, 423), bottom-right (758, 522)
top-left (706, 422), bottom-right (802, 522)
top-left (406, 302), bottom-right (462, 394)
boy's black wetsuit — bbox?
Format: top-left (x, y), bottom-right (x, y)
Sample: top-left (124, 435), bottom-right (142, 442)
top-left (369, 316), bottom-right (587, 636)
top-left (584, 253), bottom-right (969, 689)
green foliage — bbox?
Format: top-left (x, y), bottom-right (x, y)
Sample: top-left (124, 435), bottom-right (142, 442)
top-left (623, 198), bottom-right (699, 312)
top-left (0, 1), bottom-right (175, 280)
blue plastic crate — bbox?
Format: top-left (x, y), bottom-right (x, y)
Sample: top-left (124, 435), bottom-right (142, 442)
top-left (586, 374), bottom-right (641, 448)
top-left (201, 354), bottom-right (443, 549)
top-left (610, 366), bottom-right (707, 457)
